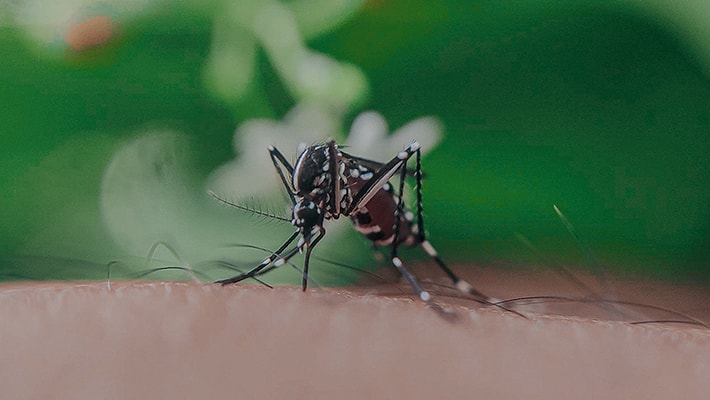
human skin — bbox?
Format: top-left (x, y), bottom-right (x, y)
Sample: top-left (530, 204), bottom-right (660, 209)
top-left (0, 265), bottom-right (708, 400)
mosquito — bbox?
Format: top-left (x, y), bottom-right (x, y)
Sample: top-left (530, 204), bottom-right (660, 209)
top-left (209, 139), bottom-right (492, 304)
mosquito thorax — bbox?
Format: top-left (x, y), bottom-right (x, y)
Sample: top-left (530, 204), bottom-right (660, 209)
top-left (292, 144), bottom-right (332, 197)
top-left (292, 143), bottom-right (350, 220)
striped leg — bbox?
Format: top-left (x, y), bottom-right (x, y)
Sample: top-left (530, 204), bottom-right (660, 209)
top-left (387, 144), bottom-right (430, 301)
top-left (405, 144), bottom-right (493, 301)
top-left (216, 230), bottom-right (300, 285)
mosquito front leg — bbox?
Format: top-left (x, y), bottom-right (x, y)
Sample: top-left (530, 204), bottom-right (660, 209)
top-left (215, 145), bottom-right (303, 285)
top-left (268, 145), bottom-right (297, 206)
top-left (301, 229), bottom-right (325, 291)
top-left (243, 228), bottom-right (325, 290)
top-left (216, 230), bottom-right (300, 285)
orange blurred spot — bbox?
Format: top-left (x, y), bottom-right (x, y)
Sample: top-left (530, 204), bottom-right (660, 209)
top-left (65, 16), bottom-right (115, 51)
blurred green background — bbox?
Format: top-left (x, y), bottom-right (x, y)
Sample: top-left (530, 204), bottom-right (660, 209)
top-left (1, 0), bottom-right (708, 284)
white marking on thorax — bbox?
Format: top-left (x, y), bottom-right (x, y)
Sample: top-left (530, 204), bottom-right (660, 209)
top-left (292, 151), bottom-right (308, 192)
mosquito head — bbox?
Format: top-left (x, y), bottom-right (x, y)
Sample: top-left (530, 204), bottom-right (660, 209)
top-left (292, 144), bottom-right (332, 197)
top-left (292, 198), bottom-right (323, 245)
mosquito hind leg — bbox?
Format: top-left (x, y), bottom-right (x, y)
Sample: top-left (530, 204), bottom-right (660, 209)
top-left (409, 146), bottom-right (493, 302)
top-left (390, 256), bottom-right (431, 302)
top-left (388, 146), bottom-right (431, 302)
top-left (419, 240), bottom-right (491, 301)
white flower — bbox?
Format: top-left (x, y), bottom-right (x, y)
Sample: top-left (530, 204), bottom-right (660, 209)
top-left (9, 0), bottom-right (369, 111)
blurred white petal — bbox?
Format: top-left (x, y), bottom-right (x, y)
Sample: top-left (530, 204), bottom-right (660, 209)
top-left (388, 116), bottom-right (443, 155)
top-left (346, 111), bottom-right (388, 154)
top-left (345, 113), bottom-right (443, 162)
top-left (202, 21), bottom-right (256, 102)
top-left (251, 2), bottom-right (368, 110)
top-left (207, 103), bottom-right (340, 200)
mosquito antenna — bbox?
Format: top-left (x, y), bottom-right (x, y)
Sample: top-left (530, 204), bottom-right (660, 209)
top-left (209, 190), bottom-right (291, 223)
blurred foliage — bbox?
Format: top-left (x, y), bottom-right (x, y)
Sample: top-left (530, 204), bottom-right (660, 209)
top-left (1, 0), bottom-right (709, 284)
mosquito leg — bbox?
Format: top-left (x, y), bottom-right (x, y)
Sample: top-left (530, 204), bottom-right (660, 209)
top-left (409, 147), bottom-right (493, 301)
top-left (345, 141), bottom-right (421, 215)
top-left (222, 229), bottom-right (325, 291)
top-left (214, 145), bottom-right (299, 285)
top-left (344, 141), bottom-right (431, 302)
top-left (420, 241), bottom-right (491, 300)
top-left (216, 230), bottom-right (299, 285)
top-left (243, 230), bottom-right (323, 288)
top-left (417, 241), bottom-right (526, 317)
top-left (268, 145), bottom-right (297, 206)
top-left (209, 260), bottom-right (273, 287)
top-left (391, 256), bottom-right (431, 302)
top-left (339, 151), bottom-right (421, 178)
top-left (391, 145), bottom-right (409, 262)
top-left (389, 147), bottom-right (430, 302)
top-left (301, 230), bottom-right (325, 291)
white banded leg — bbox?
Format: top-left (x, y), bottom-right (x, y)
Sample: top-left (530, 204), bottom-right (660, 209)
top-left (216, 230), bottom-right (300, 285)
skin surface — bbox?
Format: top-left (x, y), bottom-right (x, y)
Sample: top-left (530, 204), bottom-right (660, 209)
top-left (0, 267), bottom-right (708, 400)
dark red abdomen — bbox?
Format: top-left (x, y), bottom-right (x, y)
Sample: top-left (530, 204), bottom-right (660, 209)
top-left (347, 176), bottom-right (412, 246)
